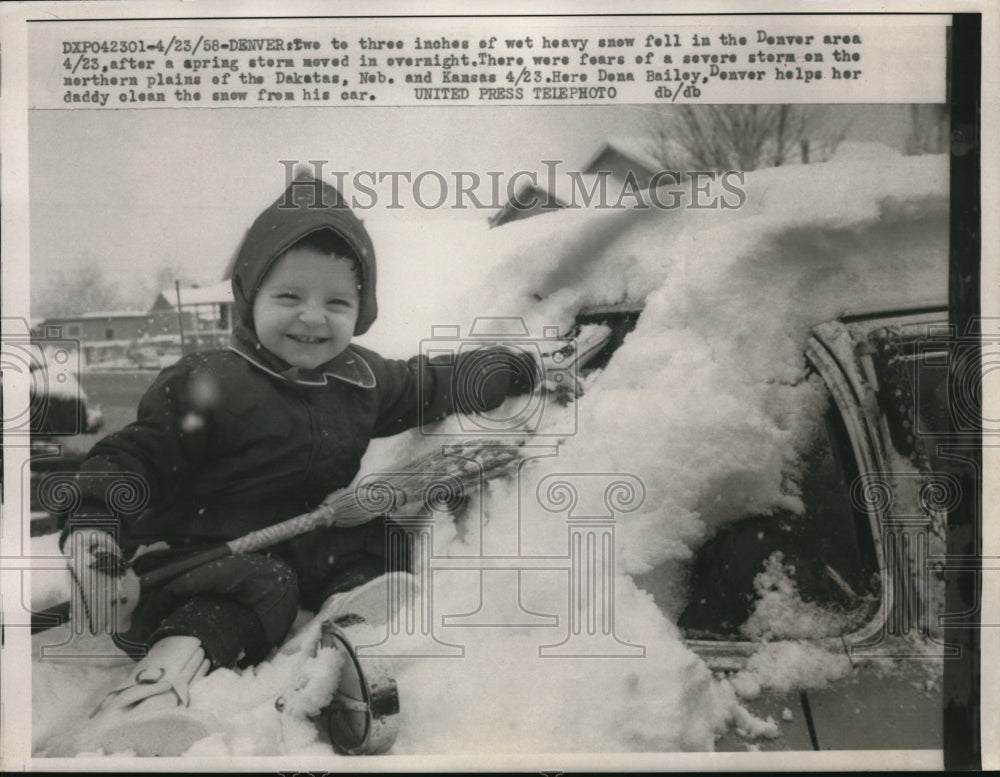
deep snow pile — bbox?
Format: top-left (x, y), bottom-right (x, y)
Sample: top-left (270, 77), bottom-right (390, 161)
top-left (31, 153), bottom-right (948, 756)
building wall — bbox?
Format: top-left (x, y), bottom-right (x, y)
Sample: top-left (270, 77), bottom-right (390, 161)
top-left (146, 309), bottom-right (198, 338)
top-left (37, 301), bottom-right (236, 367)
top-left (43, 316), bottom-right (151, 343)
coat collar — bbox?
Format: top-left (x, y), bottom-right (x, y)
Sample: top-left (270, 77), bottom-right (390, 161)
top-left (229, 324), bottom-right (376, 388)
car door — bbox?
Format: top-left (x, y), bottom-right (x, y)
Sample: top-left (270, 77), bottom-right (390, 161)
top-left (678, 303), bottom-right (951, 750)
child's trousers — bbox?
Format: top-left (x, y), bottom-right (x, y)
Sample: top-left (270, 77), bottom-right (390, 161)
top-left (114, 517), bottom-right (399, 668)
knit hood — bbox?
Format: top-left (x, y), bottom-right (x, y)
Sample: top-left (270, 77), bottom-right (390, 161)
top-left (231, 173), bottom-right (378, 337)
top-left (226, 174), bottom-right (379, 386)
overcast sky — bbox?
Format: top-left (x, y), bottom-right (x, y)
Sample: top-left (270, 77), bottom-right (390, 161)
top-left (28, 103), bottom-right (912, 309)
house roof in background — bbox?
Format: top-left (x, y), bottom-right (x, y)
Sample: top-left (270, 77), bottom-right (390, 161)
top-left (42, 310), bottom-right (149, 320)
top-left (582, 136), bottom-right (663, 175)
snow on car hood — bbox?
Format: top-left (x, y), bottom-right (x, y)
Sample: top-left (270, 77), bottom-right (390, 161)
top-left (32, 153), bottom-right (949, 757)
top-left (358, 153), bottom-right (948, 753)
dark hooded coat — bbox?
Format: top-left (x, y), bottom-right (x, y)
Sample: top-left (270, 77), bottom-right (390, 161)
top-left (71, 177), bottom-right (533, 555)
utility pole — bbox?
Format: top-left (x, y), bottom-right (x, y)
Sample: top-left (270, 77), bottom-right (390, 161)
top-left (174, 280), bottom-right (186, 353)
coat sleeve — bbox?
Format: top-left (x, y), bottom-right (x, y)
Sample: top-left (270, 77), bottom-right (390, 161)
top-left (365, 345), bottom-right (539, 439)
top-left (60, 357), bottom-right (215, 545)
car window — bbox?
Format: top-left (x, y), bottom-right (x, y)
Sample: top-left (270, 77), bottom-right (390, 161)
top-left (864, 325), bottom-right (950, 474)
top-left (679, 374), bottom-right (880, 640)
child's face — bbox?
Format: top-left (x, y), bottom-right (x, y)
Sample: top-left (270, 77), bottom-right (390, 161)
top-left (252, 247), bottom-right (360, 369)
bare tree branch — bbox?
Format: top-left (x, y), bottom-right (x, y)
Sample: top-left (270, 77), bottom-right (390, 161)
top-left (643, 105), bottom-right (851, 172)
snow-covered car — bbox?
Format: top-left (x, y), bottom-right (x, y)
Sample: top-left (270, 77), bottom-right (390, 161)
top-left (29, 154), bottom-right (954, 758)
top-left (605, 298), bottom-right (952, 751)
top-left (30, 371), bottom-right (104, 439)
top-left (25, 342), bottom-right (104, 439)
top-left (22, 343), bottom-right (103, 533)
top-left (1, 337), bottom-right (103, 440)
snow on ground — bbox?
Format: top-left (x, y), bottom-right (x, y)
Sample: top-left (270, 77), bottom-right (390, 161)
top-left (31, 153), bottom-right (949, 757)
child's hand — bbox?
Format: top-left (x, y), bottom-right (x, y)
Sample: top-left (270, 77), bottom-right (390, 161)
top-left (539, 342), bottom-right (583, 403)
top-left (538, 324), bottom-right (613, 404)
top-left (65, 529), bottom-right (140, 635)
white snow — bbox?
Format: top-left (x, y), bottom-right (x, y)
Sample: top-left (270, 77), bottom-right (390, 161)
top-left (740, 551), bottom-right (866, 641)
top-left (730, 641), bottom-right (854, 696)
top-left (829, 141), bottom-right (902, 162)
top-left (31, 153), bottom-right (949, 757)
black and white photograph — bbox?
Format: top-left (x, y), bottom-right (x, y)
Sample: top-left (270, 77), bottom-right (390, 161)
top-left (0, 1), bottom-right (994, 770)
